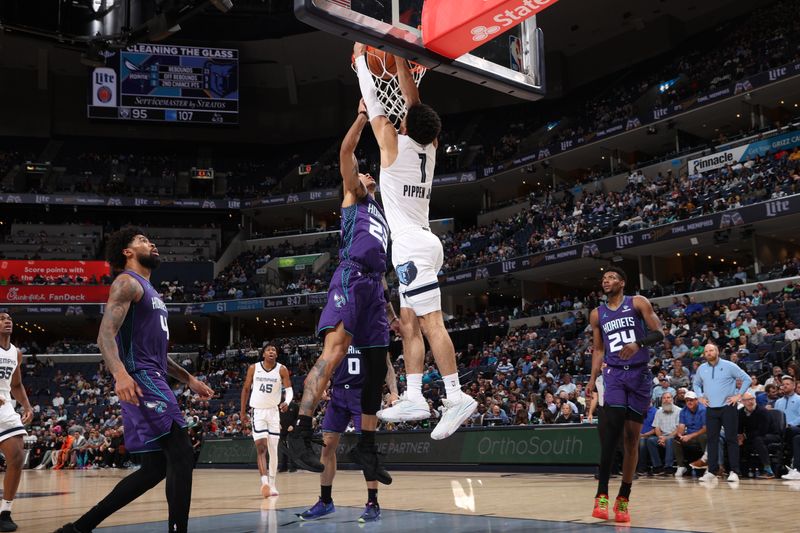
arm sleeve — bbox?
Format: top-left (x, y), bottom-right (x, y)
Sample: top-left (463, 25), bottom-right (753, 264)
top-left (283, 387), bottom-right (293, 405)
top-left (355, 55), bottom-right (386, 120)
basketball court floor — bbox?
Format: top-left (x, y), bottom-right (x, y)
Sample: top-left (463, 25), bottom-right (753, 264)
top-left (14, 468), bottom-right (800, 531)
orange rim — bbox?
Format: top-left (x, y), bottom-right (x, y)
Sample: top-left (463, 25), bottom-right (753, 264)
top-left (351, 46), bottom-right (426, 75)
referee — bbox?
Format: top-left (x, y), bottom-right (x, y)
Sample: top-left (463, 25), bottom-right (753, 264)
top-left (693, 343), bottom-right (750, 483)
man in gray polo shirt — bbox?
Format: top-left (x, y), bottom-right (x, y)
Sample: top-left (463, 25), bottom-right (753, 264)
top-left (645, 391), bottom-right (681, 474)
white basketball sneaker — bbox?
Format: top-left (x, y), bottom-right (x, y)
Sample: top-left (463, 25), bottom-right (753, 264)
top-left (699, 471), bottom-right (717, 484)
top-left (377, 394), bottom-right (430, 423)
top-left (782, 468), bottom-right (800, 480)
top-left (430, 393), bottom-right (477, 441)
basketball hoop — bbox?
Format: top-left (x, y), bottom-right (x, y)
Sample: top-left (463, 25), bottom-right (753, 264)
top-left (352, 47), bottom-right (426, 129)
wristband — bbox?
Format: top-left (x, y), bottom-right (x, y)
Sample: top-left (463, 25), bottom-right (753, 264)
top-left (636, 330), bottom-right (664, 347)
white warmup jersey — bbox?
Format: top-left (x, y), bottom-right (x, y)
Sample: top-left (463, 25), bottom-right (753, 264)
top-left (250, 362), bottom-right (283, 440)
top-left (380, 134), bottom-right (443, 315)
top-left (0, 343), bottom-right (26, 442)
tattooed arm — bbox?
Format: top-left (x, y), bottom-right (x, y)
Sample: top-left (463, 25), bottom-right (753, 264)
top-left (97, 274), bottom-right (144, 406)
top-left (299, 358), bottom-right (331, 417)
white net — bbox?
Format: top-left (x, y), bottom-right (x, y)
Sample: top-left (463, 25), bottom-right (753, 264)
top-left (353, 48), bottom-right (426, 129)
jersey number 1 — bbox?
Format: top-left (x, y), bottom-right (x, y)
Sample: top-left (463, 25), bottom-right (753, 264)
top-left (418, 153), bottom-right (427, 184)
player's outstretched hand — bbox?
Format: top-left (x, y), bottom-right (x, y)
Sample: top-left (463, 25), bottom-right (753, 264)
top-left (353, 41), bottom-right (367, 57)
top-left (279, 402), bottom-right (289, 413)
top-left (115, 371), bottom-right (143, 406)
top-left (619, 342), bottom-right (640, 360)
top-left (189, 376), bottom-right (214, 400)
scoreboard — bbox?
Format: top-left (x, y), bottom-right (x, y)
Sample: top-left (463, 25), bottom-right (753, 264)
top-left (87, 44), bottom-right (239, 125)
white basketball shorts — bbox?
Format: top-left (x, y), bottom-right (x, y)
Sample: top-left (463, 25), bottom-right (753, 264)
top-left (0, 400), bottom-right (26, 443)
top-left (251, 406), bottom-right (280, 441)
top-left (391, 228), bottom-right (444, 316)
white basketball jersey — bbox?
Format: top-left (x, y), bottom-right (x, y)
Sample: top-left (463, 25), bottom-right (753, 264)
top-left (0, 343), bottom-right (17, 401)
top-left (249, 362), bottom-right (283, 409)
top-left (380, 134), bottom-right (437, 236)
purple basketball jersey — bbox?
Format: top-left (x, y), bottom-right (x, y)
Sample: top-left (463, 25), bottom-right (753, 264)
top-left (332, 345), bottom-right (365, 389)
top-left (116, 270), bottom-right (169, 374)
top-left (340, 195), bottom-right (388, 272)
top-left (598, 295), bottom-right (649, 367)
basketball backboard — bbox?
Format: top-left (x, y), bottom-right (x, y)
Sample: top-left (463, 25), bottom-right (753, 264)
top-left (295, 0), bottom-right (545, 100)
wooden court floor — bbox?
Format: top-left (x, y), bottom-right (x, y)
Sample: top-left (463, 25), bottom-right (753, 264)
top-left (11, 468), bottom-right (800, 532)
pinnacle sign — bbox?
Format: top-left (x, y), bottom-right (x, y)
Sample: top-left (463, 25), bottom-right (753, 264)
top-left (422, 0), bottom-right (560, 59)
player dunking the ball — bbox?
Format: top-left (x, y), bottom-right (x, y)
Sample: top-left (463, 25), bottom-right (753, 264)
top-left (587, 267), bottom-right (663, 523)
top-left (287, 99), bottom-right (400, 486)
top-left (298, 346), bottom-right (398, 522)
top-left (0, 312), bottom-right (33, 532)
top-left (353, 44), bottom-right (476, 438)
top-left (57, 228), bottom-right (214, 533)
top-left (240, 344), bottom-right (293, 498)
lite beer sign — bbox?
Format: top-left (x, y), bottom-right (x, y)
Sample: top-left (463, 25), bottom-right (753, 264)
top-left (92, 67), bottom-right (117, 107)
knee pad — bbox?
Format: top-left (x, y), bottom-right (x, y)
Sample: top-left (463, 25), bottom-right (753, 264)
top-left (360, 348), bottom-right (388, 415)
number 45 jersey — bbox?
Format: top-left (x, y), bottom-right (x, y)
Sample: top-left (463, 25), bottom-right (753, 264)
top-left (599, 295), bottom-right (650, 367)
top-left (249, 362), bottom-right (284, 409)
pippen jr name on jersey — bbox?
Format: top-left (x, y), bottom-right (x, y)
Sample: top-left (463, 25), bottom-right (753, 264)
top-left (403, 184), bottom-right (431, 199)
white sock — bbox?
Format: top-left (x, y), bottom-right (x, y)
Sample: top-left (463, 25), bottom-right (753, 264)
top-left (406, 374), bottom-right (423, 401)
top-left (443, 373), bottom-right (461, 398)
top-left (261, 475), bottom-right (269, 486)
top-left (0, 500), bottom-right (11, 512)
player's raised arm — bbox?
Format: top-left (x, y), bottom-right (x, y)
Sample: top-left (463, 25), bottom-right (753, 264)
top-left (586, 308), bottom-right (604, 403)
top-left (353, 42), bottom-right (398, 167)
top-left (340, 99), bottom-right (370, 202)
top-left (394, 54), bottom-right (420, 108)
top-left (97, 274), bottom-right (144, 406)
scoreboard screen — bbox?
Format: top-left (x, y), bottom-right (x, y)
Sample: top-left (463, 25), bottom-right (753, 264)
top-left (87, 44), bottom-right (239, 125)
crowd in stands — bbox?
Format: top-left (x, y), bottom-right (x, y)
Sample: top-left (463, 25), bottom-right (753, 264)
top-left (474, 0), bottom-right (800, 170)
top-left (440, 153), bottom-right (800, 274)
top-left (16, 272), bottom-right (800, 478)
top-left (2, 0), bottom-right (796, 204)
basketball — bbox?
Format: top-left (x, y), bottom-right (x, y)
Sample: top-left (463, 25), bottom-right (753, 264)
top-left (366, 47), bottom-right (396, 80)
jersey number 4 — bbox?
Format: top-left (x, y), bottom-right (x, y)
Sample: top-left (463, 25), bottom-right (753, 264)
top-left (259, 383), bottom-right (273, 394)
top-left (608, 329), bottom-right (636, 353)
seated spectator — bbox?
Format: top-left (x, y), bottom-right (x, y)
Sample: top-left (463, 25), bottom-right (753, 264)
top-left (554, 402), bottom-right (579, 424)
top-left (645, 391), bottom-right (682, 474)
top-left (684, 296), bottom-right (704, 316)
top-left (652, 376), bottom-right (676, 407)
top-left (671, 337), bottom-right (690, 359)
top-left (673, 391), bottom-right (707, 477)
top-left (737, 392), bottom-right (778, 478)
top-left (668, 359), bottom-right (690, 389)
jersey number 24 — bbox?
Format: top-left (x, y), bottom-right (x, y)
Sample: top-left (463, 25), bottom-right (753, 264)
top-left (608, 329), bottom-right (636, 353)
